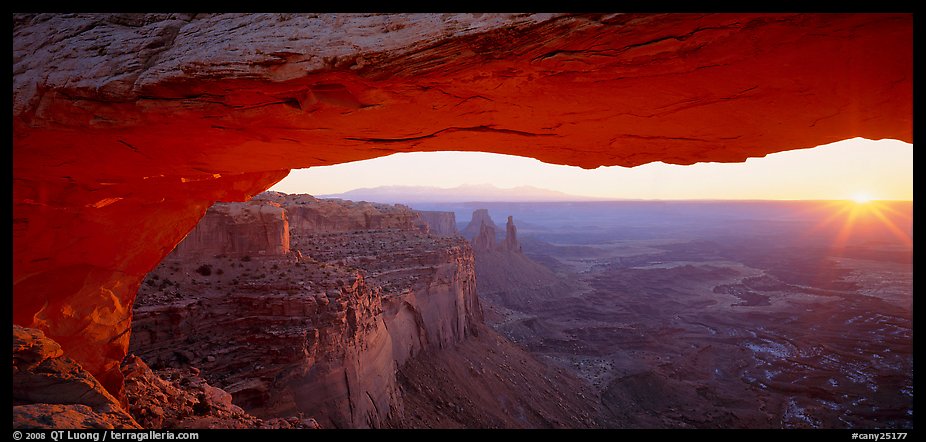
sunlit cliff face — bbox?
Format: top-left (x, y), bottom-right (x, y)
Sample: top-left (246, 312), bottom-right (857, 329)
top-left (12, 13), bottom-right (912, 399)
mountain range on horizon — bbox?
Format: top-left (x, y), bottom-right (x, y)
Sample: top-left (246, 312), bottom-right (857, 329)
top-left (317, 184), bottom-right (608, 203)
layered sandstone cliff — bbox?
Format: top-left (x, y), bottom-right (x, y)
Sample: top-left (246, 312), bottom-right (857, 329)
top-left (473, 223), bottom-right (498, 253)
top-left (12, 324), bottom-right (312, 429)
top-left (12, 12), bottom-right (913, 403)
top-left (130, 195), bottom-right (481, 428)
top-left (467, 210), bottom-right (523, 254)
top-left (255, 192), bottom-right (426, 234)
top-left (415, 211), bottom-right (459, 237)
top-left (467, 211), bottom-right (565, 311)
top-left (170, 200), bottom-right (290, 259)
top-left (462, 209), bottom-right (499, 241)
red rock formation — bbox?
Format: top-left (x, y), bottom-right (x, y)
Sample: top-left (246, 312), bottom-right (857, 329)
top-left (462, 209), bottom-right (499, 240)
top-left (171, 200), bottom-right (290, 259)
top-left (129, 196), bottom-right (482, 428)
top-left (12, 325), bottom-right (141, 429)
top-left (468, 211), bottom-right (521, 254)
top-left (473, 223), bottom-right (499, 253)
top-left (467, 213), bottom-right (565, 312)
top-left (130, 257), bottom-right (390, 428)
top-left (256, 192), bottom-right (423, 234)
top-left (12, 13), bottom-right (912, 398)
top-left (415, 211), bottom-right (459, 237)
top-left (504, 216), bottom-right (521, 253)
top-left (121, 355), bottom-right (319, 429)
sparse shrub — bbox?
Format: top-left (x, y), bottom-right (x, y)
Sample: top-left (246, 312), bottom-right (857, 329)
top-left (151, 274), bottom-right (160, 280)
top-left (271, 264), bottom-right (279, 270)
top-left (216, 268), bottom-right (224, 275)
top-left (195, 264), bottom-right (212, 276)
top-left (241, 255), bottom-right (252, 262)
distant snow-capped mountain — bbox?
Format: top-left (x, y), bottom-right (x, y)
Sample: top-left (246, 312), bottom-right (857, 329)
top-left (318, 184), bottom-right (603, 203)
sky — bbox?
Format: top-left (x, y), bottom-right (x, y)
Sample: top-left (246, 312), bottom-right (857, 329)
top-left (269, 138), bottom-right (913, 201)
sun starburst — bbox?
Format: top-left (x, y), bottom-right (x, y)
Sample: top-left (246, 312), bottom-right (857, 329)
top-left (803, 199), bottom-right (912, 252)
top-left (852, 193), bottom-right (873, 204)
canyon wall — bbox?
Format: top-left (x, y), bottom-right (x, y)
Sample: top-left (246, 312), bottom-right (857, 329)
top-left (170, 200), bottom-right (290, 259)
top-left (467, 210), bottom-right (566, 311)
top-left (462, 209), bottom-right (499, 240)
top-left (256, 192), bottom-right (425, 234)
top-left (415, 211), bottom-right (459, 237)
top-left (129, 195), bottom-right (481, 428)
top-left (12, 13), bottom-right (913, 398)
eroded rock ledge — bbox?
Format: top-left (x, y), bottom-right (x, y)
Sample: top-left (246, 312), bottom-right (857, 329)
top-left (129, 194), bottom-right (481, 427)
top-left (12, 13), bottom-right (912, 398)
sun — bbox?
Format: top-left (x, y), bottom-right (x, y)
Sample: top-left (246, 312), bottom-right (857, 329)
top-left (851, 193), bottom-right (873, 204)
top-left (804, 197), bottom-right (912, 253)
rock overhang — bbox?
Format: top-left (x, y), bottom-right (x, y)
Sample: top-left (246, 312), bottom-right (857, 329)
top-left (11, 12), bottom-right (913, 398)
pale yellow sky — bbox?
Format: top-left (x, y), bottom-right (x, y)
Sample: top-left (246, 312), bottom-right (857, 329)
top-left (269, 138), bottom-right (913, 201)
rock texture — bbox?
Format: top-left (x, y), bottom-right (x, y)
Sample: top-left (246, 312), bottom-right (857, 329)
top-left (385, 323), bottom-right (599, 428)
top-left (13, 325), bottom-right (141, 429)
top-left (467, 211), bottom-right (567, 312)
top-left (256, 192), bottom-right (424, 233)
top-left (467, 210), bottom-right (523, 254)
top-left (130, 195), bottom-right (482, 428)
top-left (473, 223), bottom-right (498, 253)
top-left (415, 211), bottom-right (459, 236)
top-left (462, 209), bottom-right (499, 240)
top-left (171, 200), bottom-right (290, 259)
top-left (12, 13), bottom-right (913, 399)
top-left (505, 216), bottom-right (521, 253)
top-left (121, 355), bottom-right (319, 429)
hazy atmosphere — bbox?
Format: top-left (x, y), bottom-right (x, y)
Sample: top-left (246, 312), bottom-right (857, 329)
top-left (14, 12), bottom-right (912, 435)
top-left (271, 138), bottom-right (913, 201)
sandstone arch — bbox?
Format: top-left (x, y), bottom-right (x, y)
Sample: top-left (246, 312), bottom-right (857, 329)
top-left (12, 13), bottom-right (912, 399)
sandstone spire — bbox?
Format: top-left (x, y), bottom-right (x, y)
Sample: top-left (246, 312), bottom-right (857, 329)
top-left (473, 221), bottom-right (497, 252)
top-left (462, 209), bottom-right (498, 240)
top-left (504, 216), bottom-right (521, 253)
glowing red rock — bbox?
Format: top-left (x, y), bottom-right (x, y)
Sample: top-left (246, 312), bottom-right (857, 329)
top-left (12, 13), bottom-right (912, 398)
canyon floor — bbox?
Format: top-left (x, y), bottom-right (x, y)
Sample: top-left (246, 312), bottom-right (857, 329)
top-left (123, 198), bottom-right (912, 429)
top-left (126, 194), bottom-right (600, 429)
top-left (385, 323), bottom-right (598, 428)
top-left (448, 201), bottom-right (913, 429)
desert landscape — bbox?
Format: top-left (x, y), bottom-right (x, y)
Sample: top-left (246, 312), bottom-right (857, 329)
top-left (123, 193), bottom-right (598, 429)
top-left (421, 200), bottom-right (912, 428)
top-left (12, 12), bottom-right (912, 434)
top-left (119, 196), bottom-right (912, 429)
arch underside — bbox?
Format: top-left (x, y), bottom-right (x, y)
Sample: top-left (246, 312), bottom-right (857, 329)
top-left (12, 12), bottom-right (912, 398)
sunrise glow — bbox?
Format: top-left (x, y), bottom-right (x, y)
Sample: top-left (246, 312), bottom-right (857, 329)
top-left (270, 138), bottom-right (913, 202)
top-left (852, 193), bottom-right (873, 204)
top-left (802, 199), bottom-right (913, 253)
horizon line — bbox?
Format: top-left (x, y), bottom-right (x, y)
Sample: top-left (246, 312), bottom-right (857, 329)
top-left (270, 192), bottom-right (913, 204)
